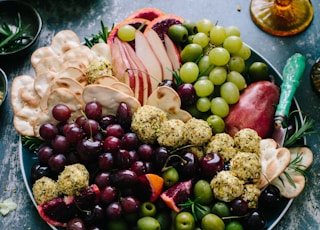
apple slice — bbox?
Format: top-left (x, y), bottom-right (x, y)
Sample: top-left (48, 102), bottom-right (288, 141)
top-left (118, 39), bottom-right (144, 104)
top-left (135, 30), bottom-right (163, 92)
top-left (122, 41), bottom-right (152, 105)
top-left (164, 34), bottom-right (181, 73)
top-left (145, 29), bottom-right (173, 81)
top-left (113, 37), bottom-right (136, 94)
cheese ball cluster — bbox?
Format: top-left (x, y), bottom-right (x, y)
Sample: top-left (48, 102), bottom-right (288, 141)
top-left (208, 128), bottom-right (262, 208)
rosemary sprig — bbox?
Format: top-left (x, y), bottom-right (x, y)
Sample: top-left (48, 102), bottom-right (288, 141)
top-left (0, 13), bottom-right (33, 53)
top-left (283, 114), bottom-right (317, 147)
top-left (21, 136), bottom-right (44, 151)
top-left (84, 21), bottom-right (111, 47)
top-left (282, 152), bottom-right (307, 188)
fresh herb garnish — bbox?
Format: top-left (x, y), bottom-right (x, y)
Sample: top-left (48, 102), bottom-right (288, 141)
top-left (84, 21), bottom-right (111, 47)
top-left (281, 152), bottom-right (308, 188)
top-left (0, 13), bottom-right (33, 53)
top-left (21, 136), bottom-right (43, 151)
top-left (283, 113), bottom-right (316, 147)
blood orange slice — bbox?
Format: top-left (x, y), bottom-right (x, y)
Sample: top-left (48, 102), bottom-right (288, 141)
top-left (144, 14), bottom-right (184, 42)
top-left (125, 7), bottom-right (165, 21)
top-left (38, 184), bottom-right (100, 227)
top-left (160, 179), bottom-right (192, 212)
top-left (138, 173), bottom-right (164, 202)
top-left (107, 18), bottom-right (151, 45)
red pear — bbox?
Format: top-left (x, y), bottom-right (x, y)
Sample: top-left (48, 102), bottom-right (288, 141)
top-left (224, 80), bottom-right (280, 138)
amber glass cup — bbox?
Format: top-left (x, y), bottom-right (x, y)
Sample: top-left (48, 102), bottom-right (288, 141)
top-left (250, 0), bottom-right (314, 36)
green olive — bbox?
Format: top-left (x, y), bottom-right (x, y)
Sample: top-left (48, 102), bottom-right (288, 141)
top-left (248, 62), bottom-right (269, 82)
top-left (140, 201), bottom-right (157, 217)
top-left (168, 24), bottom-right (189, 44)
top-left (212, 201), bottom-right (231, 217)
top-left (193, 179), bottom-right (213, 205)
top-left (201, 213), bottom-right (225, 230)
top-left (206, 115), bottom-right (225, 134)
top-left (137, 216), bottom-right (161, 230)
top-left (225, 220), bottom-right (244, 230)
top-left (175, 211), bottom-right (195, 230)
top-left (182, 19), bottom-right (198, 35)
top-left (162, 167), bottom-right (179, 187)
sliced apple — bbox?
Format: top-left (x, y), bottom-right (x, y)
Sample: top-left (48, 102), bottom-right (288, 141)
top-left (118, 39), bottom-right (144, 105)
top-left (135, 30), bottom-right (163, 92)
top-left (164, 34), bottom-right (181, 73)
top-left (145, 29), bottom-right (173, 81)
top-left (122, 41), bottom-right (152, 105)
top-left (113, 37), bottom-right (136, 93)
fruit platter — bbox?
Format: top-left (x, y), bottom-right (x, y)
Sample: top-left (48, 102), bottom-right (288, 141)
top-left (13, 8), bottom-right (314, 230)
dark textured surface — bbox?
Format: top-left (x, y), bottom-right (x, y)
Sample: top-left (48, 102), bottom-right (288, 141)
top-left (0, 0), bottom-right (319, 229)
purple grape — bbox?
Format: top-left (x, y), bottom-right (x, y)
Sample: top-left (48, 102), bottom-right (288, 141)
top-left (85, 101), bottom-right (102, 120)
top-left (121, 132), bottom-right (139, 151)
top-left (258, 184), bottom-right (282, 209)
top-left (52, 104), bottom-right (71, 122)
top-left (106, 124), bottom-right (124, 138)
top-left (48, 153), bottom-right (67, 172)
top-left (75, 116), bottom-right (87, 127)
top-left (111, 169), bottom-right (138, 188)
top-left (106, 202), bottom-right (122, 219)
top-left (244, 210), bottom-right (266, 230)
top-left (116, 149), bottom-right (136, 169)
top-left (103, 136), bottom-right (121, 154)
top-left (158, 79), bottom-right (177, 90)
top-left (51, 135), bottom-right (70, 153)
top-left (177, 83), bottom-right (197, 107)
top-left (98, 152), bottom-right (114, 170)
top-left (30, 163), bottom-right (51, 183)
top-left (137, 144), bottom-right (154, 161)
top-left (63, 123), bottom-right (79, 136)
top-left (100, 185), bottom-right (118, 204)
top-left (38, 145), bottom-right (54, 165)
top-left (99, 115), bottom-right (116, 129)
top-left (65, 125), bottom-right (83, 144)
top-left (230, 198), bottom-right (249, 216)
top-left (94, 171), bottom-right (111, 189)
top-left (66, 218), bottom-right (86, 230)
top-left (201, 152), bottom-right (224, 178)
top-left (116, 102), bottom-right (132, 130)
top-left (179, 152), bottom-right (200, 180)
top-left (39, 123), bottom-right (58, 140)
top-left (82, 204), bottom-right (104, 225)
top-left (120, 196), bottom-right (140, 213)
top-left (77, 138), bottom-right (103, 162)
top-left (83, 119), bottom-right (100, 137)
top-left (153, 147), bottom-right (170, 171)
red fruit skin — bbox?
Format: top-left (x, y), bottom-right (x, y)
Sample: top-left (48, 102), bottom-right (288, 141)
top-left (224, 80), bottom-right (280, 138)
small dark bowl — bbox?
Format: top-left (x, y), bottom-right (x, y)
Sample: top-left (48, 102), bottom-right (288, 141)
top-left (0, 68), bottom-right (8, 107)
top-left (0, 0), bottom-right (42, 59)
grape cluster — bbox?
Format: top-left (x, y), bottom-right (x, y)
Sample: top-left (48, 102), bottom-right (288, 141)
top-left (168, 19), bottom-right (252, 132)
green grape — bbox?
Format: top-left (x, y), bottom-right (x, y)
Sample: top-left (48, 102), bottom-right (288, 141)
top-left (220, 82), bottom-right (240, 104)
top-left (207, 115), bottom-right (225, 133)
top-left (232, 43), bottom-right (251, 60)
top-left (223, 36), bottom-right (243, 54)
top-left (196, 18), bottom-right (214, 35)
top-left (226, 71), bottom-right (247, 90)
top-left (209, 66), bottom-right (227, 85)
top-left (180, 43), bottom-right (203, 63)
top-left (179, 62), bottom-right (199, 83)
top-left (198, 55), bottom-right (214, 76)
top-left (192, 32), bottom-right (209, 48)
top-left (228, 56), bottom-right (245, 73)
top-left (196, 97), bottom-right (211, 112)
top-left (117, 25), bottom-right (136, 42)
top-left (225, 25), bottom-right (241, 37)
top-left (209, 47), bottom-right (230, 66)
top-left (194, 78), bottom-right (214, 97)
top-left (211, 97), bottom-right (229, 118)
top-left (209, 25), bottom-right (226, 46)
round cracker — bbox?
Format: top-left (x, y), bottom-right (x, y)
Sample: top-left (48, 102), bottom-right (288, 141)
top-left (31, 46), bottom-right (56, 68)
top-left (11, 75), bottom-right (37, 113)
top-left (90, 43), bottom-right (112, 63)
top-left (34, 56), bottom-right (64, 76)
top-left (40, 77), bottom-right (84, 110)
top-left (146, 86), bottom-right (192, 122)
top-left (34, 71), bottom-right (57, 98)
top-left (51, 30), bottom-right (81, 55)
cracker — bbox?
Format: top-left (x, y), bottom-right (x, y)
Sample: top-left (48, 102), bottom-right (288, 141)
top-left (146, 86), bottom-right (192, 122)
top-left (51, 30), bottom-right (81, 55)
top-left (258, 138), bottom-right (291, 189)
